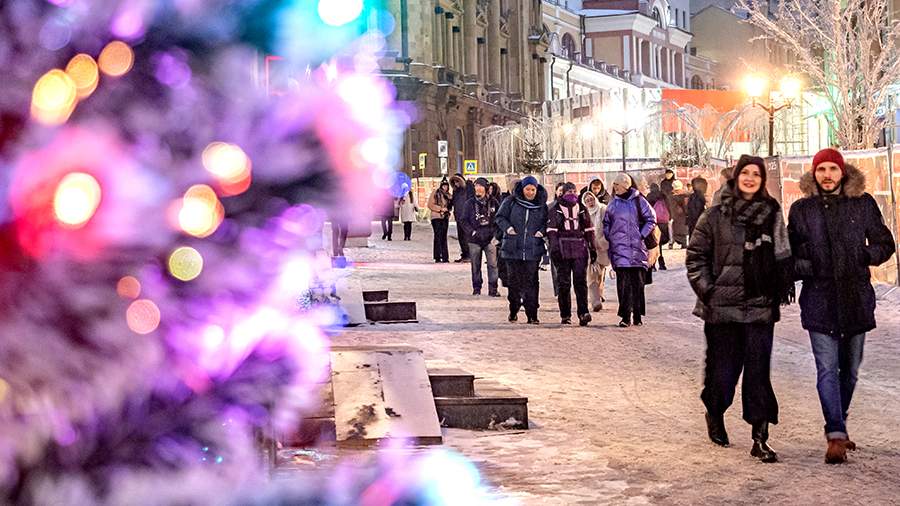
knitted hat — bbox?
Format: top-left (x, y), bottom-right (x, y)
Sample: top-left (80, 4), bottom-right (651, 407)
top-left (733, 154), bottom-right (767, 187)
top-left (521, 175), bottom-right (539, 188)
top-left (474, 177), bottom-right (489, 188)
top-left (672, 180), bottom-right (684, 191)
top-left (812, 148), bottom-right (845, 176)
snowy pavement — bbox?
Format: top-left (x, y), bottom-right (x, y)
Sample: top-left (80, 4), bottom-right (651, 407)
top-left (329, 222), bottom-right (900, 504)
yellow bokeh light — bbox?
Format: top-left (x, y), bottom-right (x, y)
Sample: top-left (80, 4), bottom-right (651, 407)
top-left (178, 184), bottom-right (224, 238)
top-left (53, 172), bottom-right (102, 228)
top-left (31, 69), bottom-right (77, 125)
top-left (126, 299), bottom-right (161, 334)
top-left (202, 142), bottom-right (251, 181)
top-left (98, 41), bottom-right (134, 77)
top-left (0, 377), bottom-right (9, 403)
top-left (168, 246), bottom-right (204, 281)
top-left (65, 53), bottom-right (99, 98)
top-left (116, 276), bottom-right (142, 299)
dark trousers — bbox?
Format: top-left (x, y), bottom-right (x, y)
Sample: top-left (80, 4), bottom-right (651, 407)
top-left (555, 256), bottom-right (589, 318)
top-left (431, 218), bottom-right (449, 261)
top-left (455, 220), bottom-right (470, 259)
top-left (331, 221), bottom-right (348, 257)
top-left (615, 267), bottom-right (646, 321)
top-left (403, 221), bottom-right (413, 240)
top-left (380, 217), bottom-right (393, 239)
top-left (506, 259), bottom-right (540, 319)
top-left (702, 322), bottom-right (779, 425)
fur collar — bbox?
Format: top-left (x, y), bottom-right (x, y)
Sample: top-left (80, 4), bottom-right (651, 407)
top-left (799, 163), bottom-right (866, 198)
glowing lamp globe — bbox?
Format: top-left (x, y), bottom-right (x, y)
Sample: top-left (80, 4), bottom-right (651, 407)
top-left (317, 0), bottom-right (364, 27)
top-left (53, 172), bottom-right (102, 228)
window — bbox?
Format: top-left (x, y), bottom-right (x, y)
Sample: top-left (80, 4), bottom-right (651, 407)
top-left (674, 8), bottom-right (679, 27)
top-left (691, 75), bottom-right (704, 89)
top-left (652, 8), bottom-right (664, 28)
top-left (456, 128), bottom-right (465, 174)
top-left (682, 11), bottom-right (687, 29)
top-left (561, 33), bottom-right (577, 60)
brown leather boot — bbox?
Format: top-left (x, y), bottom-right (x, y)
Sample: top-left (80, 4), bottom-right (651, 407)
top-left (843, 440), bottom-right (857, 451)
top-left (825, 439), bottom-right (848, 464)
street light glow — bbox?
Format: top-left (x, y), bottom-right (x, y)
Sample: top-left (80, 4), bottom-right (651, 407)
top-left (317, 0), bottom-right (364, 27)
top-left (779, 76), bottom-right (802, 101)
top-left (743, 74), bottom-right (768, 99)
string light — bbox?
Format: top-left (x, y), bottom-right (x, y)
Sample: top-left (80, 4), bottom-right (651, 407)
top-left (31, 69), bottom-right (77, 125)
top-left (126, 299), bottom-right (161, 334)
top-left (177, 185), bottom-right (224, 238)
top-left (65, 53), bottom-right (99, 98)
top-left (98, 41), bottom-right (134, 77)
top-left (116, 276), bottom-right (142, 299)
top-left (168, 246), bottom-right (204, 281)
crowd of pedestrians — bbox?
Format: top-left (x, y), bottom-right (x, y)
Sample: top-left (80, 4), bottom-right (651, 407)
top-left (377, 146), bottom-right (893, 466)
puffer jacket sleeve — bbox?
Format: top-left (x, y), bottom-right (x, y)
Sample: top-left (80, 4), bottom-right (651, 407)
top-left (495, 197), bottom-right (512, 233)
top-left (862, 194), bottom-right (895, 266)
top-left (546, 204), bottom-right (561, 256)
top-left (637, 195), bottom-right (657, 239)
top-left (787, 202), bottom-right (814, 279)
top-left (602, 202), bottom-right (613, 243)
top-left (580, 207), bottom-right (596, 251)
top-left (685, 209), bottom-right (716, 302)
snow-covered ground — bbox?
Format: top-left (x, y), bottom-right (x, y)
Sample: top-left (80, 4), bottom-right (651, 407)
top-left (323, 222), bottom-right (900, 504)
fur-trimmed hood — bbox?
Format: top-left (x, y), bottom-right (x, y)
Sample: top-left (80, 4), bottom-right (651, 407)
top-left (799, 163), bottom-right (866, 197)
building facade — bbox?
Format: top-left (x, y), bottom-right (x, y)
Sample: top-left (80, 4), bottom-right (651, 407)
top-left (380, 0), bottom-right (550, 177)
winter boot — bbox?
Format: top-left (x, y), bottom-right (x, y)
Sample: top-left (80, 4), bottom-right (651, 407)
top-left (578, 313), bottom-right (592, 326)
top-left (705, 412), bottom-right (729, 447)
top-left (560, 317), bottom-right (572, 325)
top-left (825, 439), bottom-right (848, 464)
top-left (750, 422), bottom-right (778, 463)
top-left (592, 302), bottom-right (603, 312)
top-left (508, 312), bottom-right (518, 323)
top-left (843, 439), bottom-right (858, 451)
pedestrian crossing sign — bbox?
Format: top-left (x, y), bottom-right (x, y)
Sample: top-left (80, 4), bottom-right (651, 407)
top-left (464, 159), bottom-right (478, 174)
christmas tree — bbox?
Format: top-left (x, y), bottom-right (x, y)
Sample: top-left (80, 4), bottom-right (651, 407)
top-left (519, 140), bottom-right (548, 174)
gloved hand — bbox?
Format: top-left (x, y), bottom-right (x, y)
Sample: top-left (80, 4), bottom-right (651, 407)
top-left (506, 226), bottom-right (517, 235)
top-left (534, 231), bottom-right (544, 238)
top-left (589, 249), bottom-right (597, 264)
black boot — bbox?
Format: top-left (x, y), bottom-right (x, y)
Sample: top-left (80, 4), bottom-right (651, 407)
top-left (750, 421), bottom-right (778, 463)
top-left (705, 412), bottom-right (730, 447)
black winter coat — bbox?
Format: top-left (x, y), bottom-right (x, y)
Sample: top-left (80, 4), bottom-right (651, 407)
top-left (686, 191), bottom-right (707, 235)
top-left (449, 176), bottom-right (475, 222)
top-left (495, 182), bottom-right (549, 261)
top-left (686, 183), bottom-right (791, 324)
top-left (547, 198), bottom-right (596, 260)
top-left (787, 165), bottom-right (895, 337)
top-left (462, 196), bottom-right (499, 247)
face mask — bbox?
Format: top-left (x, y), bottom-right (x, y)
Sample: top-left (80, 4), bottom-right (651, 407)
top-left (562, 193), bottom-right (579, 203)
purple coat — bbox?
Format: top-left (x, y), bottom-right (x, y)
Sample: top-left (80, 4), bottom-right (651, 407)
top-left (603, 188), bottom-right (657, 269)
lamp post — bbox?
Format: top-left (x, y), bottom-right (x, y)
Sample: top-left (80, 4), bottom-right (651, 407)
top-left (604, 105), bottom-right (646, 172)
top-left (744, 75), bottom-right (802, 157)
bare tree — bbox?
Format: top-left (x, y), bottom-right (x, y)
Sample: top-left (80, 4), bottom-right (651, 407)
top-left (735, 0), bottom-right (900, 148)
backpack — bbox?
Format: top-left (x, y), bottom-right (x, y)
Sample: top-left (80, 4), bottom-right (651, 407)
top-left (653, 199), bottom-right (670, 223)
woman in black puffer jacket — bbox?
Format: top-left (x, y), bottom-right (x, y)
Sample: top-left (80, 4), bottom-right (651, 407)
top-left (686, 155), bottom-right (794, 464)
top-left (495, 176), bottom-right (548, 324)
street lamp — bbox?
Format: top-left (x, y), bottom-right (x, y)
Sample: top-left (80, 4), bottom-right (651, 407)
top-left (604, 105), bottom-right (647, 172)
top-left (744, 74), bottom-right (802, 157)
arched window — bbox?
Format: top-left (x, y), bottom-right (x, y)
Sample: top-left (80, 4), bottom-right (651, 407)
top-left (691, 75), bottom-right (704, 89)
top-left (652, 8), bottom-right (664, 28)
top-left (455, 128), bottom-right (465, 174)
top-left (561, 33), bottom-right (577, 60)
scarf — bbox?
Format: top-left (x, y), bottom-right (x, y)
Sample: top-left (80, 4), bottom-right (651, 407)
top-left (723, 183), bottom-right (794, 304)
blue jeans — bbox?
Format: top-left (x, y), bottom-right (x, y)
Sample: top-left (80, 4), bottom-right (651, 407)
top-left (809, 331), bottom-right (865, 440)
top-left (468, 242), bottom-right (498, 292)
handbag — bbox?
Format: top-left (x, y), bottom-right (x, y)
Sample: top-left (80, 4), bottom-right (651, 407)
top-left (633, 196), bottom-right (659, 250)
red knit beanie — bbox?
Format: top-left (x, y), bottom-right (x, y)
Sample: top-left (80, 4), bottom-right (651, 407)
top-left (812, 148), bottom-right (845, 176)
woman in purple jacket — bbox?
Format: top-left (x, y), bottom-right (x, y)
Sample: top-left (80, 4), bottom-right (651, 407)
top-left (603, 173), bottom-right (657, 327)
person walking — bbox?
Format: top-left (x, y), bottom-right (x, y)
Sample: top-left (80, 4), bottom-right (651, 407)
top-left (547, 182), bottom-right (597, 326)
top-left (587, 177), bottom-right (611, 205)
top-left (495, 176), bottom-right (548, 325)
top-left (450, 174), bottom-right (474, 263)
top-left (787, 148), bottom-right (894, 464)
top-left (686, 155), bottom-right (795, 463)
top-left (399, 191), bottom-right (418, 241)
top-left (712, 166), bottom-right (732, 205)
top-left (670, 180), bottom-right (689, 248)
top-left (646, 183), bottom-right (670, 270)
top-left (379, 198), bottom-right (396, 241)
top-left (686, 176), bottom-right (709, 241)
top-left (582, 190), bottom-right (610, 312)
top-left (428, 179), bottom-right (452, 263)
top-left (547, 182), bottom-right (566, 288)
top-left (603, 173), bottom-right (656, 327)
top-left (463, 178), bottom-right (501, 297)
